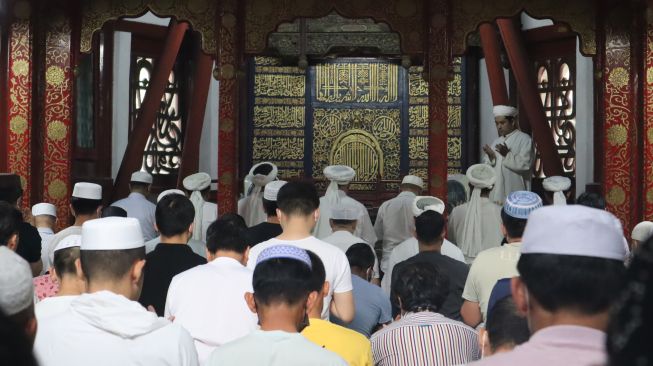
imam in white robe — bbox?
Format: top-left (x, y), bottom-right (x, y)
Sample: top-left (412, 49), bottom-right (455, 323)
top-left (483, 129), bottom-right (533, 204)
top-left (448, 199), bottom-right (503, 263)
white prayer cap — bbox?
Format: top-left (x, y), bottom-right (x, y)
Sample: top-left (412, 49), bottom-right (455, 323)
top-left (632, 221), bottom-right (653, 242)
top-left (542, 176), bottom-right (572, 206)
top-left (264, 180), bottom-right (287, 201)
top-left (249, 162), bottom-right (278, 187)
top-left (493, 105), bottom-right (518, 118)
top-left (324, 165), bottom-right (356, 185)
top-left (157, 189), bottom-right (185, 202)
top-left (466, 164), bottom-right (496, 189)
top-left (521, 205), bottom-right (626, 261)
top-left (330, 204), bottom-right (358, 221)
top-left (72, 182), bottom-right (102, 200)
top-left (503, 191), bottom-right (543, 219)
top-left (412, 196), bottom-right (445, 217)
top-left (0, 246), bottom-right (34, 315)
top-left (54, 234), bottom-right (81, 252)
top-left (183, 172), bottom-right (211, 191)
top-left (81, 217), bottom-right (144, 251)
top-left (401, 175), bottom-right (423, 189)
top-left (130, 171), bottom-right (153, 184)
top-left (32, 202), bottom-right (56, 217)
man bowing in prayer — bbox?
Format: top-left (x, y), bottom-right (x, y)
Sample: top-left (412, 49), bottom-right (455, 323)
top-left (482, 105), bottom-right (533, 204)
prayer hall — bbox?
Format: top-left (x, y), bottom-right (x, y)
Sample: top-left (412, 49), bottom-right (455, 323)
top-left (0, 0), bottom-right (652, 366)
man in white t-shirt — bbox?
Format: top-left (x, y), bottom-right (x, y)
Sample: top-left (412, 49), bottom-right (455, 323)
top-left (461, 191), bottom-right (542, 328)
top-left (247, 181), bottom-right (354, 323)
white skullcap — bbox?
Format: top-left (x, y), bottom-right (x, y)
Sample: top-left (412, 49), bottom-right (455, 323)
top-left (249, 162), bottom-right (278, 187)
top-left (264, 180), bottom-right (287, 201)
top-left (412, 196), bottom-right (445, 217)
top-left (466, 164), bottom-right (496, 189)
top-left (54, 234), bottom-right (81, 252)
top-left (81, 217), bottom-right (144, 250)
top-left (0, 246), bottom-right (34, 315)
top-left (183, 172), bottom-right (211, 191)
top-left (330, 204), bottom-right (359, 221)
top-left (542, 176), bottom-right (572, 205)
top-left (32, 202), bottom-right (56, 217)
top-left (401, 175), bottom-right (424, 189)
top-left (521, 205), bottom-right (626, 261)
top-left (130, 171), bottom-right (153, 184)
top-left (324, 165), bottom-right (356, 185)
top-left (157, 189), bottom-right (185, 202)
top-left (632, 221), bottom-right (653, 242)
top-left (493, 105), bottom-right (518, 118)
top-left (72, 182), bottom-right (102, 200)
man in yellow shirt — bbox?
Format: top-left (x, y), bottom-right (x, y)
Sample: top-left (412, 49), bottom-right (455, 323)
top-left (302, 251), bottom-right (373, 366)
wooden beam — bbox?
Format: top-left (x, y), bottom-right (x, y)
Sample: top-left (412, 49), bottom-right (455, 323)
top-left (478, 23), bottom-right (509, 105)
top-left (111, 20), bottom-right (189, 202)
top-left (177, 48), bottom-right (213, 188)
top-left (496, 18), bottom-right (564, 177)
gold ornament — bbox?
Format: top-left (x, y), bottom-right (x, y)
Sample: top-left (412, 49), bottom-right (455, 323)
top-left (219, 172), bottom-right (233, 185)
top-left (10, 116), bottom-right (28, 134)
top-left (607, 124), bottom-right (628, 146)
top-left (648, 128), bottom-right (653, 145)
top-left (219, 118), bottom-right (234, 133)
top-left (12, 60), bottom-right (29, 76)
top-left (608, 67), bottom-right (628, 89)
top-left (47, 120), bottom-right (67, 141)
top-left (606, 186), bottom-right (626, 206)
top-left (647, 188), bottom-right (653, 204)
top-left (48, 179), bottom-right (67, 200)
top-left (46, 66), bottom-right (65, 86)
top-left (647, 67), bottom-right (653, 85)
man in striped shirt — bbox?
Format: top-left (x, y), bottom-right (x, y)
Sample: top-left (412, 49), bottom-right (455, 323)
top-left (372, 262), bottom-right (480, 365)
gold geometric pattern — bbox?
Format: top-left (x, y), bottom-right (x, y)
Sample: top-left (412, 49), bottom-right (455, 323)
top-left (606, 186), bottom-right (626, 206)
top-left (47, 120), bottom-right (67, 141)
top-left (45, 66), bottom-right (65, 86)
top-left (608, 67), bottom-right (629, 89)
top-left (607, 124), bottom-right (628, 146)
top-left (10, 116), bottom-right (28, 134)
top-left (12, 60), bottom-right (29, 76)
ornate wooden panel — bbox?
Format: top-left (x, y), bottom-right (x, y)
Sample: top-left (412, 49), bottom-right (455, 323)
top-left (447, 57), bottom-right (464, 174)
top-left (407, 66), bottom-right (429, 181)
top-left (645, 20), bottom-right (653, 219)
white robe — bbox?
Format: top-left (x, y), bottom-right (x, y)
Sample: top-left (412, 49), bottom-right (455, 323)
top-left (483, 130), bottom-right (533, 204)
top-left (313, 191), bottom-right (377, 246)
top-left (373, 191), bottom-right (417, 273)
top-left (37, 227), bottom-right (55, 274)
top-left (238, 191), bottom-right (266, 227)
top-left (447, 199), bottom-right (503, 263)
top-left (112, 192), bottom-right (157, 241)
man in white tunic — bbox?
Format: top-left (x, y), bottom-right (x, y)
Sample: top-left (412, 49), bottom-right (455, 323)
top-left (111, 171), bottom-right (157, 241)
top-left (374, 175), bottom-right (423, 273)
top-left (0, 245), bottom-right (37, 346)
top-left (482, 105), bottom-right (533, 204)
top-left (183, 172), bottom-right (218, 243)
top-left (542, 175), bottom-right (571, 205)
top-left (448, 164), bottom-right (504, 263)
top-left (32, 203), bottom-right (57, 274)
top-left (381, 196), bottom-right (465, 294)
top-left (238, 162), bottom-right (278, 227)
top-left (313, 165), bottom-right (377, 245)
top-left (34, 217), bottom-right (198, 366)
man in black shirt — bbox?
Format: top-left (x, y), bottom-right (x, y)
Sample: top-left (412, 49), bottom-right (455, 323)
top-left (243, 180), bottom-right (286, 247)
top-left (138, 193), bottom-right (206, 315)
top-left (391, 210), bottom-right (469, 321)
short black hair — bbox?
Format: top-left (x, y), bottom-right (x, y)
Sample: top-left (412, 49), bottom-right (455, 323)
top-left (518, 253), bottom-right (626, 314)
top-left (0, 187), bottom-right (22, 205)
top-left (415, 210), bottom-right (445, 245)
top-left (0, 202), bottom-right (21, 246)
top-left (71, 197), bottom-right (102, 216)
top-left (392, 261), bottom-right (449, 313)
top-left (252, 256), bottom-right (313, 307)
top-left (276, 181), bottom-right (319, 217)
top-left (345, 243), bottom-right (375, 270)
top-left (447, 180), bottom-right (467, 211)
top-left (206, 214), bottom-right (248, 254)
top-left (307, 251), bottom-right (326, 293)
top-left (262, 198), bottom-right (278, 217)
top-left (500, 209), bottom-right (527, 239)
top-left (253, 163), bottom-right (274, 176)
top-left (80, 247), bottom-right (146, 282)
top-left (129, 182), bottom-right (150, 190)
top-left (486, 297), bottom-right (530, 352)
top-left (155, 194), bottom-right (194, 237)
top-left (330, 218), bottom-right (356, 226)
top-left (101, 206), bottom-right (127, 218)
top-left (576, 192), bottom-right (606, 210)
top-left (53, 247), bottom-right (80, 278)
top-left (0, 307), bottom-right (38, 366)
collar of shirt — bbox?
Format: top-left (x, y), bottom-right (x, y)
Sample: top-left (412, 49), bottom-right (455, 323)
top-left (128, 192), bottom-right (148, 200)
top-left (153, 243), bottom-right (195, 253)
top-left (209, 256), bottom-right (246, 268)
top-left (501, 129), bottom-right (520, 142)
top-left (37, 227), bottom-right (54, 235)
top-left (528, 325), bottom-right (606, 349)
top-left (505, 241), bottom-right (522, 248)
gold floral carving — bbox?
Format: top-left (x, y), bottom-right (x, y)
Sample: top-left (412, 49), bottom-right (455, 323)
top-left (218, 172), bottom-right (233, 186)
top-left (648, 67), bottom-right (653, 84)
top-left (12, 60), bottom-right (29, 76)
top-left (48, 179), bottom-right (67, 200)
top-left (47, 120), bottom-right (67, 141)
top-left (10, 116), bottom-right (28, 134)
top-left (220, 64), bottom-right (235, 80)
top-left (607, 124), bottom-right (628, 146)
top-left (608, 67), bottom-right (629, 89)
top-left (606, 186), bottom-right (626, 206)
top-left (647, 188), bottom-right (653, 204)
top-left (219, 118), bottom-right (234, 132)
top-left (46, 66), bottom-right (65, 86)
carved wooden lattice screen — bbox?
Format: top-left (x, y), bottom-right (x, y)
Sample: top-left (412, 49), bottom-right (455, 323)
top-left (447, 57), bottom-right (464, 174)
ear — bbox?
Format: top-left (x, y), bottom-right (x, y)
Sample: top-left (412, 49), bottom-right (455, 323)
top-left (132, 259), bottom-right (146, 286)
top-left (245, 292), bottom-right (257, 314)
top-left (479, 327), bottom-right (491, 357)
top-left (440, 226), bottom-right (446, 240)
top-left (7, 233), bottom-right (18, 251)
top-left (314, 208), bottom-right (320, 222)
top-left (69, 204), bottom-right (76, 217)
top-left (188, 222), bottom-right (194, 235)
top-left (96, 206), bottom-right (103, 217)
top-left (329, 219), bottom-right (335, 230)
top-left (322, 281), bottom-right (330, 297)
top-left (242, 246), bottom-right (251, 265)
top-left (306, 290), bottom-right (319, 313)
top-left (511, 277), bottom-right (528, 316)
top-left (25, 316), bottom-right (37, 343)
top-left (154, 223), bottom-right (160, 233)
top-left (74, 258), bottom-right (85, 279)
top-left (50, 267), bottom-right (58, 281)
top-left (500, 223), bottom-right (507, 237)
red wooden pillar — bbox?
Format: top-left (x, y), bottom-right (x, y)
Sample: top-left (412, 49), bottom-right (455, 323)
top-left (496, 18), bottom-right (564, 177)
top-left (478, 23), bottom-right (509, 106)
top-left (644, 15), bottom-right (653, 219)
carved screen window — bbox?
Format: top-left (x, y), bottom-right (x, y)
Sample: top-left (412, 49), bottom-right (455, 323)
top-left (534, 58), bottom-right (576, 178)
top-left (130, 56), bottom-right (184, 175)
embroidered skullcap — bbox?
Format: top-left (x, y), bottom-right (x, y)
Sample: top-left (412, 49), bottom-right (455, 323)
top-left (632, 221), bottom-right (653, 242)
top-left (249, 162), bottom-right (278, 188)
top-left (522, 205), bottom-right (626, 261)
top-left (256, 245), bottom-right (312, 269)
top-left (157, 189), bottom-right (185, 202)
top-left (401, 175), bottom-right (424, 189)
top-left (493, 105), bottom-right (518, 118)
top-left (0, 246), bottom-right (34, 315)
top-left (263, 180), bottom-right (287, 201)
top-left (32, 202), bottom-right (56, 217)
top-left (412, 196), bottom-right (445, 217)
top-left (466, 164), bottom-right (496, 189)
top-left (324, 165), bottom-right (356, 185)
top-left (183, 172), bottom-right (211, 191)
top-left (503, 191), bottom-right (543, 219)
top-left (486, 278), bottom-right (513, 322)
top-left (54, 234), bottom-right (81, 253)
top-left (542, 176), bottom-right (571, 205)
top-left (72, 182), bottom-right (102, 200)
top-left (81, 217), bottom-right (144, 250)
top-left (130, 171), bottom-right (153, 184)
top-left (330, 203), bottom-right (358, 221)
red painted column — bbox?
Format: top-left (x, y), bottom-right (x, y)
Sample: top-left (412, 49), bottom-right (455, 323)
top-left (643, 18), bottom-right (653, 219)
top-left (478, 23), bottom-right (509, 106)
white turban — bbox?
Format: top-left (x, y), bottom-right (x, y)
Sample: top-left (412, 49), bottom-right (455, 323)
top-left (0, 247), bottom-right (34, 315)
top-left (493, 105), bottom-right (518, 118)
top-left (542, 176), bottom-right (572, 205)
top-left (183, 172), bottom-right (212, 241)
top-left (241, 162), bottom-right (278, 226)
top-left (412, 196), bottom-right (445, 217)
top-left (323, 165), bottom-right (356, 205)
top-left (632, 221), bottom-right (653, 242)
top-left (460, 164), bottom-right (497, 258)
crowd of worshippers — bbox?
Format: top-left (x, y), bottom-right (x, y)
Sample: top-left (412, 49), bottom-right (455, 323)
top-left (0, 108), bottom-right (651, 366)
